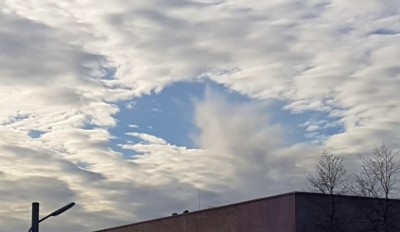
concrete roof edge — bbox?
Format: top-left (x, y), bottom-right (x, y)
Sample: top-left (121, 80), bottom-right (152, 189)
top-left (93, 191), bottom-right (300, 232)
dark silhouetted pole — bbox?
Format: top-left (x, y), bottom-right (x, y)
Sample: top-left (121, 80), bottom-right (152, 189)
top-left (29, 202), bottom-right (75, 232)
top-left (31, 202), bottom-right (39, 232)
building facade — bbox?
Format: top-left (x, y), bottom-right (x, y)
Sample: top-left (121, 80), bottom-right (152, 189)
top-left (95, 192), bottom-right (400, 232)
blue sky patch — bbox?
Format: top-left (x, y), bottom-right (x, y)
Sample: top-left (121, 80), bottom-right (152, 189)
top-left (28, 130), bottom-right (45, 139)
top-left (108, 80), bottom-right (345, 156)
top-left (108, 80), bottom-right (252, 155)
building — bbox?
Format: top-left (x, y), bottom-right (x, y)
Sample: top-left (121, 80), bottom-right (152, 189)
top-left (95, 192), bottom-right (400, 232)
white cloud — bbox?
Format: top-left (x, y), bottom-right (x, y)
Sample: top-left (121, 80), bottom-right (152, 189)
top-left (193, 92), bottom-right (311, 198)
top-left (126, 132), bottom-right (167, 145)
top-left (0, 0), bottom-right (399, 231)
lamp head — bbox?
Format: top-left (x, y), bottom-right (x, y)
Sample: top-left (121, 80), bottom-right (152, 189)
top-left (49, 202), bottom-right (75, 217)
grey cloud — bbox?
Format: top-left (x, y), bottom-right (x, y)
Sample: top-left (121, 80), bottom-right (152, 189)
top-left (0, 0), bottom-right (399, 231)
top-left (0, 175), bottom-right (76, 205)
top-left (0, 11), bottom-right (112, 88)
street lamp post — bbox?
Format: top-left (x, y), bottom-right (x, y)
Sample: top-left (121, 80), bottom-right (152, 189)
top-left (31, 203), bottom-right (39, 232)
top-left (29, 202), bottom-right (75, 232)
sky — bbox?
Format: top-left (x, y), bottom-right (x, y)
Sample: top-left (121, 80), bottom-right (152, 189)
top-left (0, 0), bottom-right (399, 231)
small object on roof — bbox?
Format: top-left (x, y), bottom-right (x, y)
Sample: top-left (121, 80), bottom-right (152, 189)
top-left (172, 213), bottom-right (178, 216)
top-left (182, 210), bottom-right (189, 214)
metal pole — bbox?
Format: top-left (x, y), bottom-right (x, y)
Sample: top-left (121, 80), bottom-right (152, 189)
top-left (31, 202), bottom-right (39, 232)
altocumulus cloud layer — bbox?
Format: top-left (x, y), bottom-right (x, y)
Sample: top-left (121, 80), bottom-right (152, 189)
top-left (0, 0), bottom-right (400, 231)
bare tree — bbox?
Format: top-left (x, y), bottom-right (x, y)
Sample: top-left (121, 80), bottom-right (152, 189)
top-left (308, 151), bottom-right (349, 194)
top-left (307, 151), bottom-right (349, 232)
top-left (353, 144), bottom-right (400, 232)
top-left (354, 144), bottom-right (400, 199)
